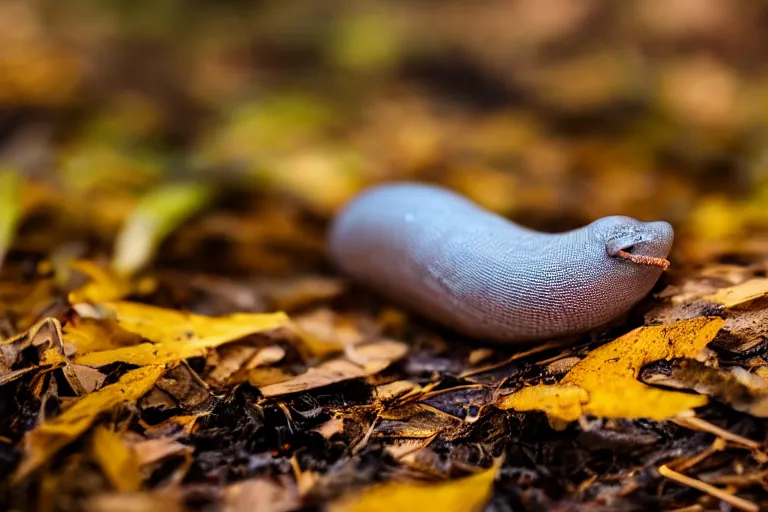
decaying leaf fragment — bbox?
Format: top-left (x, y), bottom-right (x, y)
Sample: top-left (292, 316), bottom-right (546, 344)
top-left (15, 364), bottom-right (167, 480)
top-left (258, 339), bottom-right (407, 397)
top-left (329, 459), bottom-right (501, 512)
top-left (73, 301), bottom-right (288, 366)
top-left (499, 317), bottom-right (725, 426)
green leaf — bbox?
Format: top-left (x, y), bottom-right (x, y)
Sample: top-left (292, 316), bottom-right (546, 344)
top-left (112, 182), bottom-right (213, 276)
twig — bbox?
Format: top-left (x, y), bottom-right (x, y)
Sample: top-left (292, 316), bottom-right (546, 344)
top-left (673, 417), bottom-right (760, 450)
top-left (658, 465), bottom-right (758, 512)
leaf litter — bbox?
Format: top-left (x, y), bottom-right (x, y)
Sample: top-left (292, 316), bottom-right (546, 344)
top-left (3, 3), bottom-right (768, 511)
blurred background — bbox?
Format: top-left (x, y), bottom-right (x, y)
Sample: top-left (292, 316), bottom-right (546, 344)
top-left (3, 0), bottom-right (768, 279)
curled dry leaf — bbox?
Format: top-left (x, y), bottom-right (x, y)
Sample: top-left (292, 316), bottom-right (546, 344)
top-left (1, 317), bottom-right (66, 385)
top-left (640, 358), bottom-right (768, 417)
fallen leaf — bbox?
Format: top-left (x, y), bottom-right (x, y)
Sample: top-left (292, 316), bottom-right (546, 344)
top-left (15, 364), bottom-right (167, 480)
top-left (259, 340), bottom-right (407, 397)
top-left (1, 317), bottom-right (66, 384)
top-left (702, 277), bottom-right (768, 309)
top-left (259, 359), bottom-right (366, 397)
top-left (560, 317), bottom-right (724, 419)
top-left (496, 384), bottom-right (588, 430)
top-left (376, 403), bottom-right (461, 438)
top-left (91, 426), bottom-right (143, 492)
top-left (61, 364), bottom-right (107, 395)
top-left (62, 318), bottom-right (144, 357)
top-left (498, 317), bottom-right (725, 425)
top-left (375, 380), bottom-right (422, 403)
top-left (329, 459), bottom-right (501, 512)
top-left (73, 302), bottom-right (288, 366)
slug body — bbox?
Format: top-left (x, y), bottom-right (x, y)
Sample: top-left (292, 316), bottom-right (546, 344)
top-left (328, 183), bottom-right (674, 344)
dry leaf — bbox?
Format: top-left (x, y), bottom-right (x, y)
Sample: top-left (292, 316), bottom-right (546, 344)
top-left (329, 459), bottom-right (501, 512)
top-left (61, 364), bottom-right (107, 395)
top-left (561, 317), bottom-right (723, 419)
top-left (259, 340), bottom-right (407, 397)
top-left (15, 364), bottom-right (167, 480)
top-left (259, 359), bottom-right (367, 397)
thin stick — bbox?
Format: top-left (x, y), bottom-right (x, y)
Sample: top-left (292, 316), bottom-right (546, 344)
top-left (658, 464), bottom-right (758, 512)
top-left (616, 249), bottom-right (670, 270)
top-left (673, 417), bottom-right (760, 450)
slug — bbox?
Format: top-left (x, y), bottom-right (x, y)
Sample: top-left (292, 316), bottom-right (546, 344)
top-left (327, 182), bottom-right (673, 344)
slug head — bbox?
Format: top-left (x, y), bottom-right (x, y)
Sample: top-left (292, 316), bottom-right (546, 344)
top-left (591, 216), bottom-right (674, 267)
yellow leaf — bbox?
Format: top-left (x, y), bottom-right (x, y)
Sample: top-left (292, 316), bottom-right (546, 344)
top-left (560, 317), bottom-right (724, 419)
top-left (91, 426), bottom-right (142, 492)
top-left (67, 260), bottom-right (157, 304)
top-left (74, 302), bottom-right (288, 366)
top-left (0, 168), bottom-right (22, 270)
top-left (62, 318), bottom-right (144, 357)
top-left (496, 384), bottom-right (588, 430)
top-left (14, 365), bottom-right (166, 480)
top-left (330, 460), bottom-right (500, 512)
top-left (112, 182), bottom-right (213, 276)
top-left (702, 277), bottom-right (768, 309)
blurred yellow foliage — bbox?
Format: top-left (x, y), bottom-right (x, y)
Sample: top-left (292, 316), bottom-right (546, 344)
top-left (91, 426), bottom-right (143, 493)
top-left (330, 459), bottom-right (500, 512)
